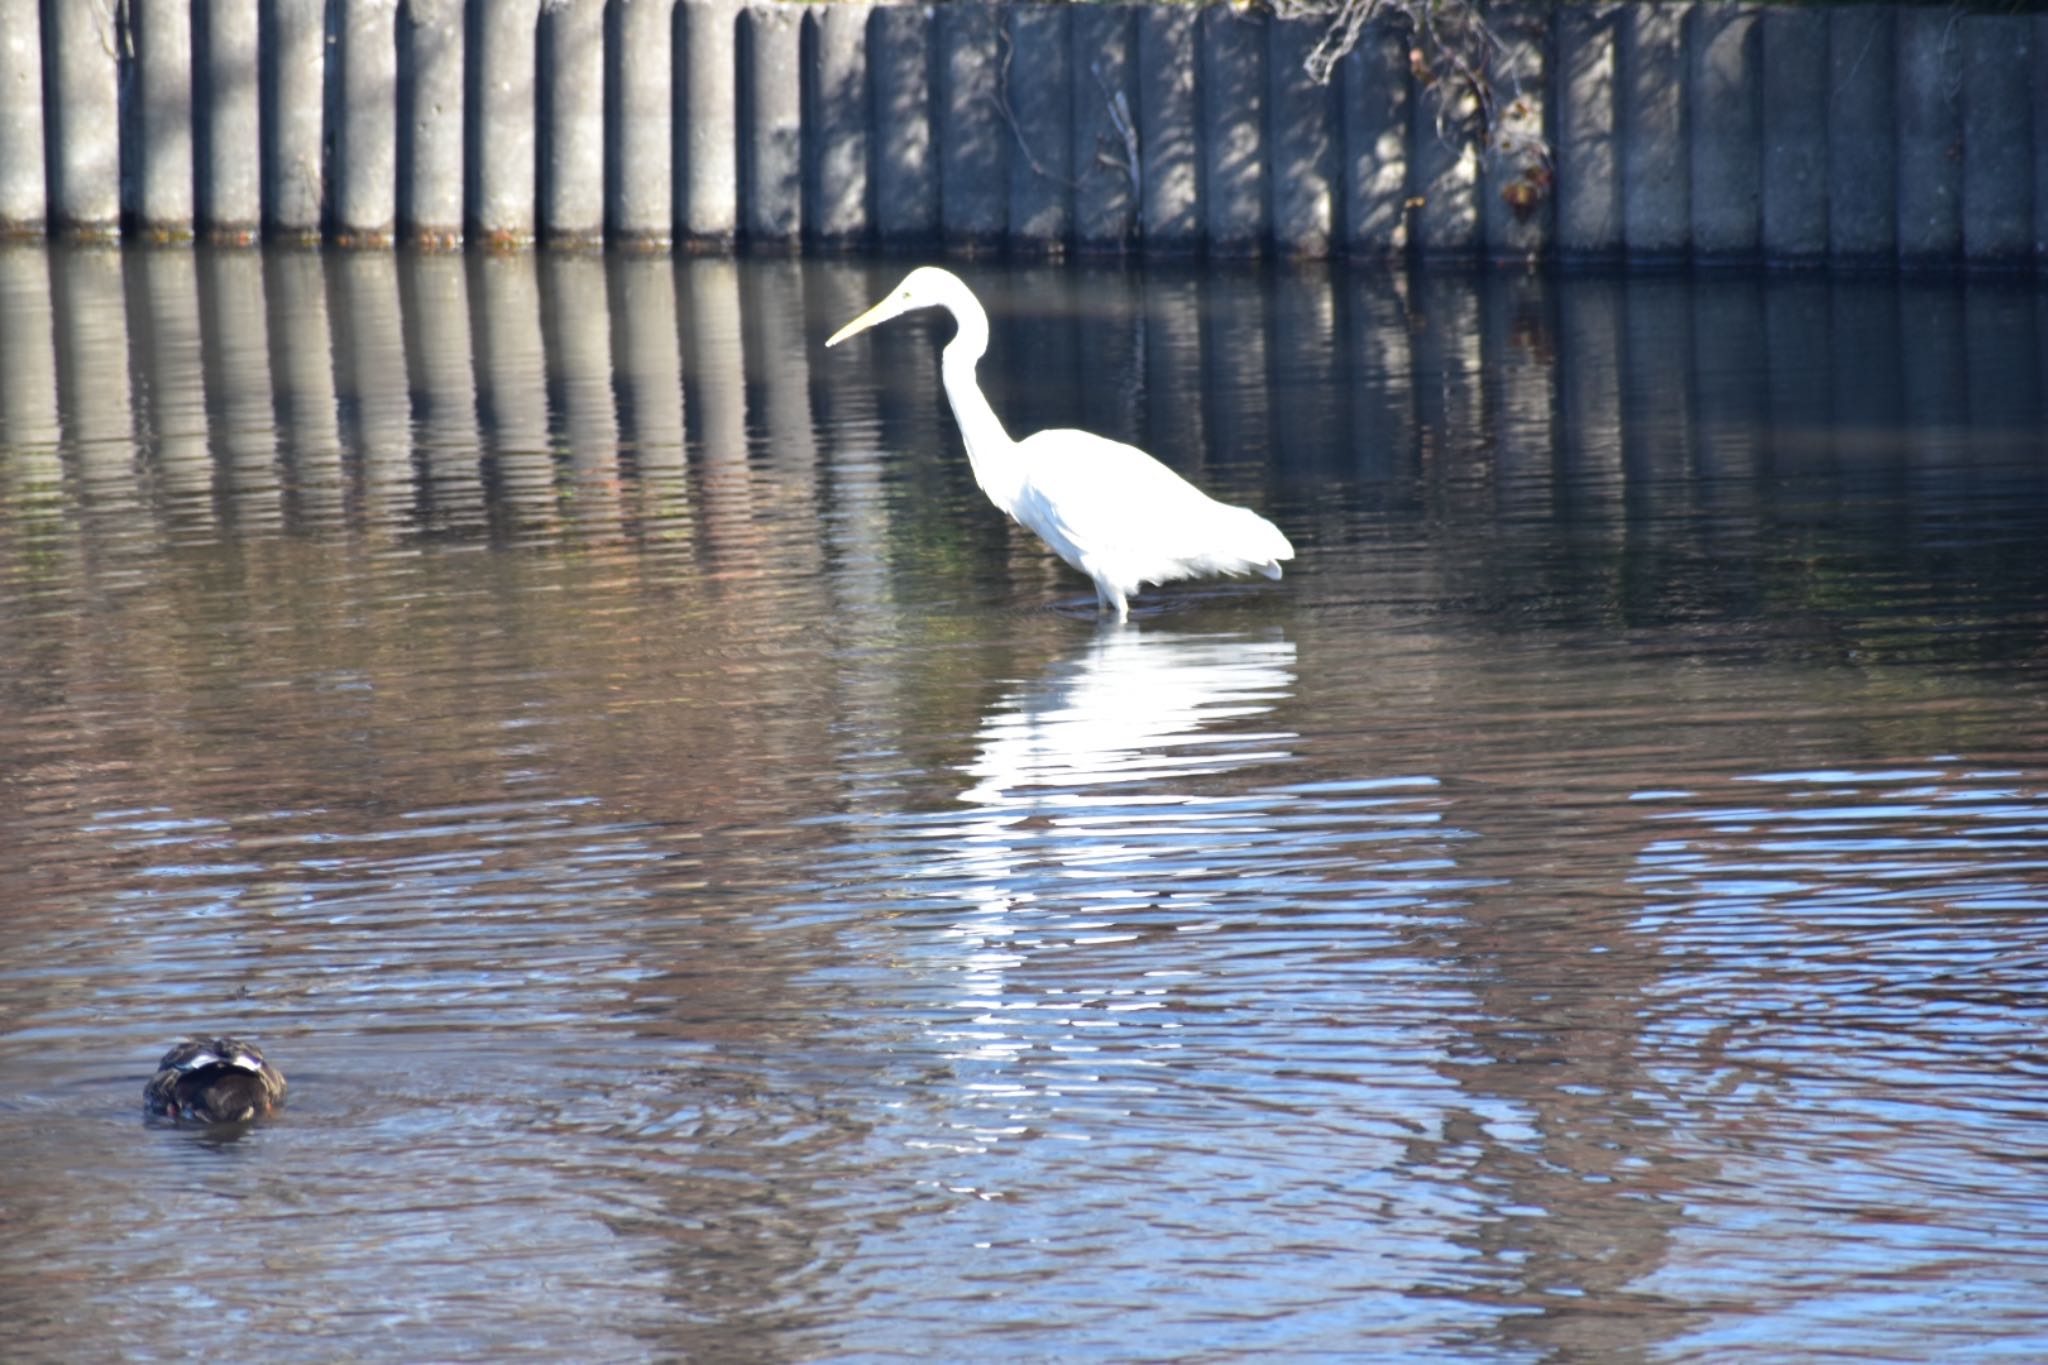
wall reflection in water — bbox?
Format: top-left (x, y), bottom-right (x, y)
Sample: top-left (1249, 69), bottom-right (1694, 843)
top-left (3, 243), bottom-right (2041, 565)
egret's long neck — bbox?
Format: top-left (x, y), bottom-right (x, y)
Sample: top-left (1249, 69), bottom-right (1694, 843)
top-left (935, 291), bottom-right (1025, 515)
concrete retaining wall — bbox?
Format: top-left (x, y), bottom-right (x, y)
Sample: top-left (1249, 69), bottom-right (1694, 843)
top-left (1, 1), bottom-right (2042, 268)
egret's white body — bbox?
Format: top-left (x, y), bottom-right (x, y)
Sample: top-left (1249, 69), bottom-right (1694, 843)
top-left (827, 268), bottom-right (1294, 620)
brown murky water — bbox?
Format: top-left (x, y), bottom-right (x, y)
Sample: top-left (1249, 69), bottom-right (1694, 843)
top-left (0, 244), bottom-right (2044, 1360)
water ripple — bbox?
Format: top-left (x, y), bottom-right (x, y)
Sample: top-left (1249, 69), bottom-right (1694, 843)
top-left (3, 251), bottom-right (2047, 1360)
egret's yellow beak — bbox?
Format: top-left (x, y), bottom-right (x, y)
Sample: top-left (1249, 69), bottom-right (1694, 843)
top-left (826, 298), bottom-right (895, 348)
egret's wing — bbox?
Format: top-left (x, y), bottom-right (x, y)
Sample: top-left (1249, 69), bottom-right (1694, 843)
top-left (1011, 429), bottom-right (1212, 556)
top-left (1012, 429), bottom-right (1292, 585)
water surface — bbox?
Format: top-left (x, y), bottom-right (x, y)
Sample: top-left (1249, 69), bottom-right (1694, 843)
top-left (0, 245), bottom-right (2044, 1360)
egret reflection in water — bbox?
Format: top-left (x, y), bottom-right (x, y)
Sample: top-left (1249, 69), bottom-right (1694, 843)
top-left (907, 627), bottom-right (1302, 1067)
top-left (959, 626), bottom-right (1298, 809)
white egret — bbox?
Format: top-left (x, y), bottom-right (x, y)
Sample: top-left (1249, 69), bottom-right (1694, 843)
top-left (826, 267), bottom-right (1293, 620)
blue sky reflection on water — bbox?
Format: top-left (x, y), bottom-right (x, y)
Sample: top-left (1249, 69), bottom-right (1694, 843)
top-left (0, 245), bottom-right (2044, 1359)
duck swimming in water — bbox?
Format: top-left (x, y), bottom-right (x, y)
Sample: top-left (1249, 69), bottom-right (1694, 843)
top-left (144, 1037), bottom-right (286, 1123)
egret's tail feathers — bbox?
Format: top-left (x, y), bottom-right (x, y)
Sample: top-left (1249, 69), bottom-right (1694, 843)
top-left (1181, 509), bottom-right (1293, 583)
top-left (1229, 507), bottom-right (1293, 578)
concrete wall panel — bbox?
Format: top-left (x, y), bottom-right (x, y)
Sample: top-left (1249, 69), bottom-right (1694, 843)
top-left (1202, 7), bottom-right (1267, 255)
top-left (197, 0), bottom-right (263, 240)
top-left (541, 0), bottom-right (606, 244)
top-left (338, 0), bottom-right (400, 245)
top-left (1007, 5), bottom-right (1072, 250)
top-left (939, 2), bottom-right (1005, 247)
top-left (1690, 4), bottom-right (1759, 259)
top-left (1621, 3), bottom-right (1688, 257)
top-left (611, 0), bottom-right (678, 245)
top-left (1761, 8), bottom-right (1826, 262)
top-left (1072, 5), bottom-right (1138, 251)
top-left (1138, 5), bottom-right (1200, 251)
top-left (681, 0), bottom-right (741, 244)
top-left (808, 3), bottom-right (870, 246)
top-left (873, 5), bottom-right (938, 244)
top-left (1962, 15), bottom-right (2033, 263)
top-left (1342, 22), bottom-right (1409, 256)
top-left (1897, 7), bottom-right (1963, 263)
top-left (1556, 4), bottom-right (1621, 257)
top-left (1269, 13), bottom-right (1335, 258)
top-left (1827, 6), bottom-right (1894, 261)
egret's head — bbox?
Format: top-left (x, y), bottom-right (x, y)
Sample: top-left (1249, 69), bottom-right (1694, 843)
top-left (826, 267), bottom-right (964, 347)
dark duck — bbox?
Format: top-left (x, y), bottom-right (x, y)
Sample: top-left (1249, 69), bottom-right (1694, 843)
top-left (144, 1037), bottom-right (286, 1123)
